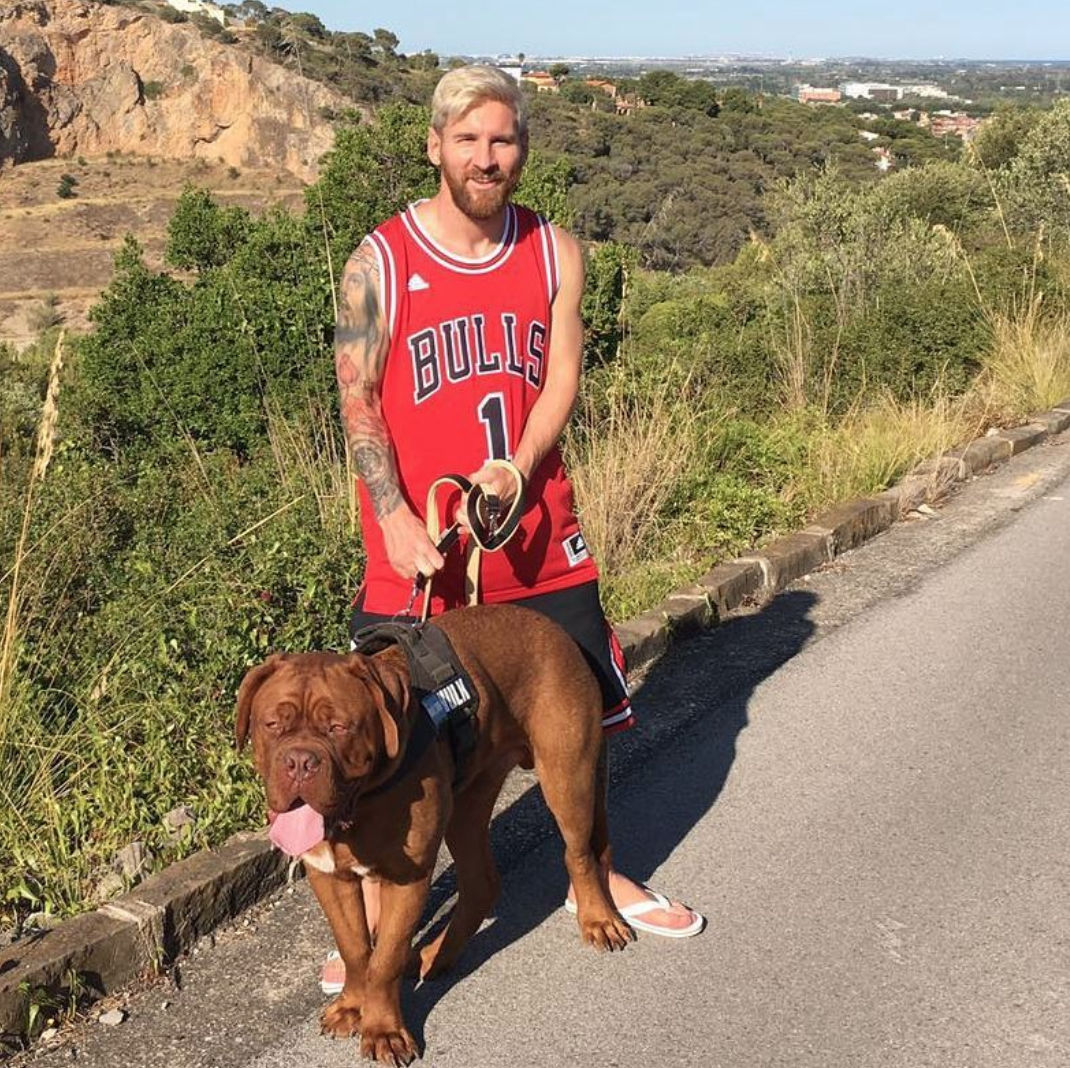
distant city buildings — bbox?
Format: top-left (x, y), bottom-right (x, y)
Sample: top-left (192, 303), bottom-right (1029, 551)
top-left (585, 78), bottom-right (619, 100)
top-left (521, 71), bottom-right (559, 93)
top-left (841, 82), bottom-right (901, 103)
top-left (921, 110), bottom-right (983, 141)
top-left (795, 85), bottom-right (842, 104)
top-left (840, 81), bottom-right (955, 102)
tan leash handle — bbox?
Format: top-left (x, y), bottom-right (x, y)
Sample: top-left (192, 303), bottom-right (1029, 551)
top-left (420, 461), bottom-right (525, 622)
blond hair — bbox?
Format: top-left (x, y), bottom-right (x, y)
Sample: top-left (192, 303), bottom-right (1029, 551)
top-left (431, 65), bottom-right (528, 136)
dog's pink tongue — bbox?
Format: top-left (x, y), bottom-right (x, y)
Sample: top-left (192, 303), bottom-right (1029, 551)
top-left (267, 804), bottom-right (325, 856)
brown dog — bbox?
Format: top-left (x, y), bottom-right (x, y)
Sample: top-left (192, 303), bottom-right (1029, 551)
top-left (236, 603), bottom-right (633, 1065)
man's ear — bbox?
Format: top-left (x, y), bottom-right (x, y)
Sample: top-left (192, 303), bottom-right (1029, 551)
top-left (235, 655), bottom-right (282, 751)
top-left (348, 654), bottom-right (409, 761)
top-left (427, 125), bottom-right (442, 168)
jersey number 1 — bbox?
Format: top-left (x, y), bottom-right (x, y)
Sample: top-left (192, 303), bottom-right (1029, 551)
top-left (478, 392), bottom-right (511, 463)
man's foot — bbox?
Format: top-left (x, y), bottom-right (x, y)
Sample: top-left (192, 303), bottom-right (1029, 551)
top-left (320, 949), bottom-right (345, 995)
top-left (566, 870), bottom-right (705, 938)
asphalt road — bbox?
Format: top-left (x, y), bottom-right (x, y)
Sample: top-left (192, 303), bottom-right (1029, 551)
top-left (15, 435), bottom-right (1070, 1068)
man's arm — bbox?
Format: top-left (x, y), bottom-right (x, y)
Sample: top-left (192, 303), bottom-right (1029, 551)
top-left (335, 243), bottom-right (444, 580)
top-left (467, 225), bottom-right (585, 500)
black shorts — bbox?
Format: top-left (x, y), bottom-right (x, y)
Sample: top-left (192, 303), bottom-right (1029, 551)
top-left (349, 580), bottom-right (633, 733)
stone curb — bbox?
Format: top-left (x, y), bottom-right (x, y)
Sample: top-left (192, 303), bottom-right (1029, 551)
top-left (0, 833), bottom-right (288, 1037)
top-left (3, 400), bottom-right (1069, 1039)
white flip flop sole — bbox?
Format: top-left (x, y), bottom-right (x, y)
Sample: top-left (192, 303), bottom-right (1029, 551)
top-left (563, 891), bottom-right (706, 938)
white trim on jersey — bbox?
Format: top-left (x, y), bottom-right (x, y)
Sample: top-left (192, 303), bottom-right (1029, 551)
top-left (601, 704), bottom-right (633, 730)
top-left (402, 203), bottom-right (518, 275)
top-left (536, 217), bottom-right (555, 303)
top-left (548, 221), bottom-right (561, 296)
top-left (364, 230), bottom-right (398, 339)
top-left (538, 216), bottom-right (561, 302)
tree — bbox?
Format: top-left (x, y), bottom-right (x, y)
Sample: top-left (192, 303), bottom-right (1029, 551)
top-left (971, 105), bottom-right (1044, 171)
top-left (549, 63), bottom-right (570, 81)
top-left (289, 12), bottom-right (328, 39)
top-left (307, 106), bottom-right (438, 267)
top-left (166, 188), bottom-right (252, 272)
top-left (373, 27), bottom-right (399, 59)
top-left (1001, 100), bottom-right (1070, 234)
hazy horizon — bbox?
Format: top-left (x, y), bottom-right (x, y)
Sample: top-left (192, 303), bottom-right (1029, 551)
top-left (295, 1), bottom-right (1069, 63)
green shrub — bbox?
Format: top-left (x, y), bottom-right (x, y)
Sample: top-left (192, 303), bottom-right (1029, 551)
top-left (56, 174), bottom-right (78, 199)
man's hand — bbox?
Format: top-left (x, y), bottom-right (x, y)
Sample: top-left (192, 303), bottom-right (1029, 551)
top-left (381, 505), bottom-right (445, 581)
top-left (456, 462), bottom-right (524, 536)
top-left (469, 462), bottom-right (524, 504)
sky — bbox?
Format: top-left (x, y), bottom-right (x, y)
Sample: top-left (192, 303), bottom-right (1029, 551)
top-left (296, 1), bottom-right (1069, 61)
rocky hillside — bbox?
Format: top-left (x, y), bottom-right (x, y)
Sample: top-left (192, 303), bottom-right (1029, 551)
top-left (0, 0), bottom-right (350, 181)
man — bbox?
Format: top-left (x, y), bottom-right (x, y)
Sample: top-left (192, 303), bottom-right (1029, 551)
top-left (326, 65), bottom-right (702, 988)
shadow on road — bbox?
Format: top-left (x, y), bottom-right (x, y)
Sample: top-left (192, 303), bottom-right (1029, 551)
top-left (401, 589), bottom-right (818, 1045)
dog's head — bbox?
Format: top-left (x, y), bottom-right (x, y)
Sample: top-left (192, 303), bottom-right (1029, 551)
top-left (235, 651), bottom-right (410, 818)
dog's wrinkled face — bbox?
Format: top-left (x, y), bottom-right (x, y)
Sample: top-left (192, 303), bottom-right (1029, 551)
top-left (235, 652), bottom-right (408, 817)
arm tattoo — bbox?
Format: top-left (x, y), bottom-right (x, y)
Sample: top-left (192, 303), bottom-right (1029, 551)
top-left (334, 243), bottom-right (403, 520)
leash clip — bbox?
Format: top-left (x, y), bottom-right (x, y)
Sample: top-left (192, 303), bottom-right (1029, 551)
top-left (482, 493), bottom-right (501, 542)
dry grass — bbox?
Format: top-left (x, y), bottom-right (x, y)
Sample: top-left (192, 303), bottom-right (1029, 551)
top-left (0, 331), bottom-right (65, 717)
top-left (978, 296), bottom-right (1070, 421)
top-left (802, 385), bottom-right (984, 510)
top-left (266, 400), bottom-right (355, 538)
top-left (565, 369), bottom-right (701, 583)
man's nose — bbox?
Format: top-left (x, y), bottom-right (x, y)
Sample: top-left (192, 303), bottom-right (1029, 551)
top-left (472, 140), bottom-right (496, 171)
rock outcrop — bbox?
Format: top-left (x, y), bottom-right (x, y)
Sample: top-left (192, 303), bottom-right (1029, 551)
top-left (0, 0), bottom-right (349, 180)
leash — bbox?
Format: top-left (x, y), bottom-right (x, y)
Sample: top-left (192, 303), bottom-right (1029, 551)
top-left (398, 460), bottom-right (525, 623)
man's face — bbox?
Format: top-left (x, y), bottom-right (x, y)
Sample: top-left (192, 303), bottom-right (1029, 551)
top-left (428, 100), bottom-right (527, 221)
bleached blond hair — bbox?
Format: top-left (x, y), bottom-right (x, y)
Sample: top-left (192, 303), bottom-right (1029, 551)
top-left (431, 65), bottom-right (528, 137)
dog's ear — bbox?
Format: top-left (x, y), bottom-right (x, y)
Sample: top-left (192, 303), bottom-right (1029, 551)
top-left (347, 653), bottom-right (409, 761)
top-left (235, 655), bottom-right (283, 751)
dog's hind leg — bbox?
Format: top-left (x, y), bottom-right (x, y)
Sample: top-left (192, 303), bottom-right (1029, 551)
top-left (535, 741), bottom-right (633, 952)
top-left (415, 757), bottom-right (514, 980)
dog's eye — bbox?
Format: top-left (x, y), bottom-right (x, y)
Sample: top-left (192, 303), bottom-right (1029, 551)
top-left (329, 723), bottom-right (350, 734)
top-left (263, 719), bottom-right (280, 731)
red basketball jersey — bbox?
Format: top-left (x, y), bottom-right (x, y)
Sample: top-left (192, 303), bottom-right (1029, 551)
top-left (357, 202), bottom-right (599, 615)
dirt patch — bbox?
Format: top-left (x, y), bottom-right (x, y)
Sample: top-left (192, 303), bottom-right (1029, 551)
top-left (0, 156), bottom-right (306, 349)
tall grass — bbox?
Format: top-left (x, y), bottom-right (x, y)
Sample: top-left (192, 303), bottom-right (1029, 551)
top-left (0, 395), bottom-right (358, 926)
top-left (802, 387), bottom-right (984, 509)
top-left (980, 297), bottom-right (1070, 419)
top-left (566, 366), bottom-right (703, 618)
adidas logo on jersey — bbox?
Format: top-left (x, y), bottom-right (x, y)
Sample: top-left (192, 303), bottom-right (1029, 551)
top-left (563, 532), bottom-right (590, 568)
top-left (407, 273), bottom-right (431, 292)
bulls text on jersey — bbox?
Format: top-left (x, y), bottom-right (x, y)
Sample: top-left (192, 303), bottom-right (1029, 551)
top-left (409, 313), bottom-right (547, 403)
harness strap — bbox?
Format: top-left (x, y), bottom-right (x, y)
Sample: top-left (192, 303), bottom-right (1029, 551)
top-left (421, 460), bottom-right (525, 623)
top-left (352, 621), bottom-right (479, 791)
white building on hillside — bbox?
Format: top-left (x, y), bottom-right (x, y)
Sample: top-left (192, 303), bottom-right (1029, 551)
top-left (167, 0), bottom-right (226, 26)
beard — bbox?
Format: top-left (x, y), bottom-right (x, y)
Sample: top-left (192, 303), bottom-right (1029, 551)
top-left (442, 165), bottom-right (521, 221)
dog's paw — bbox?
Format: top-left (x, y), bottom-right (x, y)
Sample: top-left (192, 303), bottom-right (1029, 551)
top-left (581, 914), bottom-right (635, 952)
top-left (321, 996), bottom-right (362, 1038)
top-left (360, 1023), bottom-right (419, 1066)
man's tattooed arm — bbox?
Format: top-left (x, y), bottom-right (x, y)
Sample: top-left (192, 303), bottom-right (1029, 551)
top-left (334, 242), bottom-right (403, 520)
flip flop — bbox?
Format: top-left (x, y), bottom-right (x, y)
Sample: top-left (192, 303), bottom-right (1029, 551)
top-left (563, 891), bottom-right (706, 939)
top-left (320, 949), bottom-right (344, 995)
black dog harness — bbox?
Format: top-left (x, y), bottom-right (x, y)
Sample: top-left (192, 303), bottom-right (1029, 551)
top-left (353, 621), bottom-right (479, 795)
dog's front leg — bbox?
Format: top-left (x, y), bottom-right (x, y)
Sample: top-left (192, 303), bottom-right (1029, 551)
top-left (359, 875), bottom-right (432, 1066)
top-left (307, 867), bottom-right (372, 1037)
